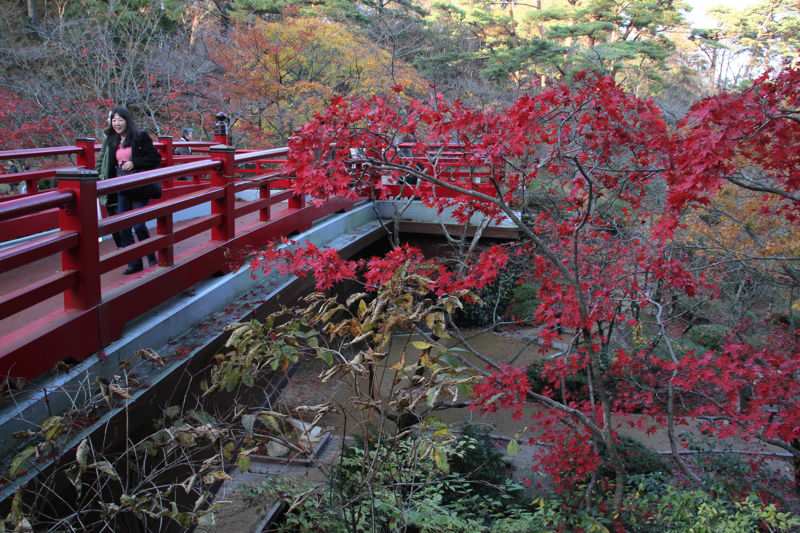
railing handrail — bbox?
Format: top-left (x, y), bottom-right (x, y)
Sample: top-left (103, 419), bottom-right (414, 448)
top-left (0, 189), bottom-right (75, 221)
top-left (97, 187), bottom-right (224, 237)
top-left (173, 141), bottom-right (216, 148)
top-left (234, 147), bottom-right (289, 163)
top-left (0, 166), bottom-right (77, 186)
top-left (97, 160), bottom-right (221, 196)
top-left (0, 146), bottom-right (83, 161)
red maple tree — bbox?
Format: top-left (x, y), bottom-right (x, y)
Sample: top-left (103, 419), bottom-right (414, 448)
top-left (253, 68), bottom-right (799, 511)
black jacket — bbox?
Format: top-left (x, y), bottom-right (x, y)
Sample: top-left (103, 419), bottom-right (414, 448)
top-left (103, 131), bottom-right (162, 201)
top-left (101, 130), bottom-right (161, 180)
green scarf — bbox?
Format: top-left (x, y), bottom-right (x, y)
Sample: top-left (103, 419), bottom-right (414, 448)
top-left (96, 138), bottom-right (112, 206)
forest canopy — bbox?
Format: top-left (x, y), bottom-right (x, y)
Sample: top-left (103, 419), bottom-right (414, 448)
top-left (1, 1), bottom-right (800, 531)
top-left (2, 0), bottom-right (798, 147)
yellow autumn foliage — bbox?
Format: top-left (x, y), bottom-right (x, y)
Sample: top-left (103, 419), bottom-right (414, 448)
top-left (212, 17), bottom-right (428, 144)
top-left (683, 183), bottom-right (800, 268)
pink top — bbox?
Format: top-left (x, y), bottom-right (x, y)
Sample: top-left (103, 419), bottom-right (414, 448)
top-left (116, 146), bottom-right (132, 163)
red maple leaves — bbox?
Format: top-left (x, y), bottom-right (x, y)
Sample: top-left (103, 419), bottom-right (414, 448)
top-left (270, 67), bottom-right (800, 492)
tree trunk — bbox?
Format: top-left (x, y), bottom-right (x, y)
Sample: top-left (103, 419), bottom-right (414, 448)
top-left (27, 0), bottom-right (38, 24)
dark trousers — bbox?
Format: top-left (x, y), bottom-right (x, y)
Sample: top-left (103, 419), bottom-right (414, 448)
top-left (118, 192), bottom-right (156, 269)
top-left (105, 195), bottom-right (124, 248)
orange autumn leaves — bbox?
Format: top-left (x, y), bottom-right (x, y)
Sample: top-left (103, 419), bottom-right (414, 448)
top-left (211, 17), bottom-right (428, 144)
top-left (683, 183), bottom-right (800, 270)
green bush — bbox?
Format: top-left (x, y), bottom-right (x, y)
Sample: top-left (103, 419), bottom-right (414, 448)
top-left (669, 336), bottom-right (709, 358)
top-left (449, 425), bottom-right (512, 495)
top-left (508, 283), bottom-right (538, 321)
top-left (250, 433), bottom-right (543, 533)
top-left (597, 436), bottom-right (669, 478)
top-left (525, 359), bottom-right (547, 393)
top-left (457, 255), bottom-right (529, 327)
top-left (686, 324), bottom-right (729, 350)
top-left (526, 359), bottom-right (588, 399)
top-left (250, 443), bottom-right (799, 533)
top-left (624, 473), bottom-right (800, 532)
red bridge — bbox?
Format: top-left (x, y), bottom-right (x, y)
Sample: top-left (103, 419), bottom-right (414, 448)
top-left (0, 120), bottom-right (361, 380)
top-left (0, 116), bottom-right (501, 382)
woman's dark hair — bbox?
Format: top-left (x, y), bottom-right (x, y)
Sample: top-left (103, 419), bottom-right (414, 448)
top-left (105, 106), bottom-right (139, 147)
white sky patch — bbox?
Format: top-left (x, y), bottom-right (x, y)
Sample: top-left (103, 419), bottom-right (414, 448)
top-left (684, 0), bottom-right (761, 29)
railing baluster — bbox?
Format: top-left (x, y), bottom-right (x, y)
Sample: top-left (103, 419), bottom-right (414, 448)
top-left (156, 214), bottom-right (174, 266)
top-left (75, 137), bottom-right (96, 170)
top-left (259, 180), bottom-right (271, 222)
top-left (289, 191), bottom-right (305, 209)
top-left (209, 145), bottom-right (236, 242)
top-left (158, 136), bottom-right (174, 189)
top-left (56, 169), bottom-right (101, 310)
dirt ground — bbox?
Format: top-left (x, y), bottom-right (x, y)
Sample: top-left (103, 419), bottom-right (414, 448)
top-left (211, 327), bottom-right (796, 531)
top-left (278, 327), bottom-right (793, 481)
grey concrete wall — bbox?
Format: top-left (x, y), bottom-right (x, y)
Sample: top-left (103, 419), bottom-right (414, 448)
top-left (0, 203), bottom-right (384, 503)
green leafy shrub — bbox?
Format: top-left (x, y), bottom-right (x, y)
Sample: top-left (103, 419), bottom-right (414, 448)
top-left (669, 336), bottom-right (709, 358)
top-left (624, 473), bottom-right (800, 532)
top-left (250, 434), bottom-right (535, 532)
top-left (450, 425), bottom-right (508, 484)
top-left (441, 426), bottom-right (529, 522)
top-left (457, 255), bottom-right (528, 327)
top-left (526, 359), bottom-right (548, 393)
top-left (526, 359), bottom-right (589, 399)
top-left (508, 283), bottom-right (538, 321)
top-left (686, 324), bottom-right (729, 350)
top-left (598, 436), bottom-right (669, 478)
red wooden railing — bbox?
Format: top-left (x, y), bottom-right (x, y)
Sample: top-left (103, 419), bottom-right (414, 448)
top-left (0, 138), bottom-right (220, 241)
top-left (0, 139), bottom-right (356, 379)
top-left (0, 127), bottom-right (504, 380)
top-left (373, 143), bottom-right (500, 198)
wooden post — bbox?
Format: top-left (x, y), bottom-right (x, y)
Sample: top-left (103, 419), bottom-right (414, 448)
top-left (158, 135), bottom-right (174, 166)
top-left (213, 112), bottom-right (230, 146)
top-left (288, 139), bottom-right (305, 209)
top-left (158, 136), bottom-right (174, 188)
top-left (56, 168), bottom-right (101, 310)
top-left (289, 190), bottom-right (305, 209)
top-left (209, 145), bottom-right (236, 242)
top-left (259, 180), bottom-right (271, 222)
top-left (156, 214), bottom-right (174, 267)
top-left (75, 137), bottom-right (96, 170)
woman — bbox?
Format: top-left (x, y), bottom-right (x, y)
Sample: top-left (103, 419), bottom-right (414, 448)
top-left (174, 127), bottom-right (193, 155)
top-left (100, 107), bottom-right (162, 274)
top-left (97, 111), bottom-right (124, 248)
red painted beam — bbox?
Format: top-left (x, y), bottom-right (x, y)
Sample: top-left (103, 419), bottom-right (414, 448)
top-left (234, 198), bottom-right (273, 218)
top-left (97, 160), bottom-right (220, 196)
top-left (0, 309), bottom-right (99, 377)
top-left (0, 146), bottom-right (81, 160)
top-left (0, 231), bottom-right (78, 273)
top-left (0, 209), bottom-right (59, 241)
top-left (0, 271), bottom-right (78, 320)
top-left (99, 234), bottom-right (171, 274)
top-left (234, 147), bottom-right (288, 163)
top-left (0, 185), bottom-right (212, 243)
top-left (172, 214), bottom-right (223, 242)
top-left (98, 188), bottom-right (224, 236)
top-left (0, 190), bottom-right (74, 221)
top-left (0, 167), bottom-right (70, 187)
